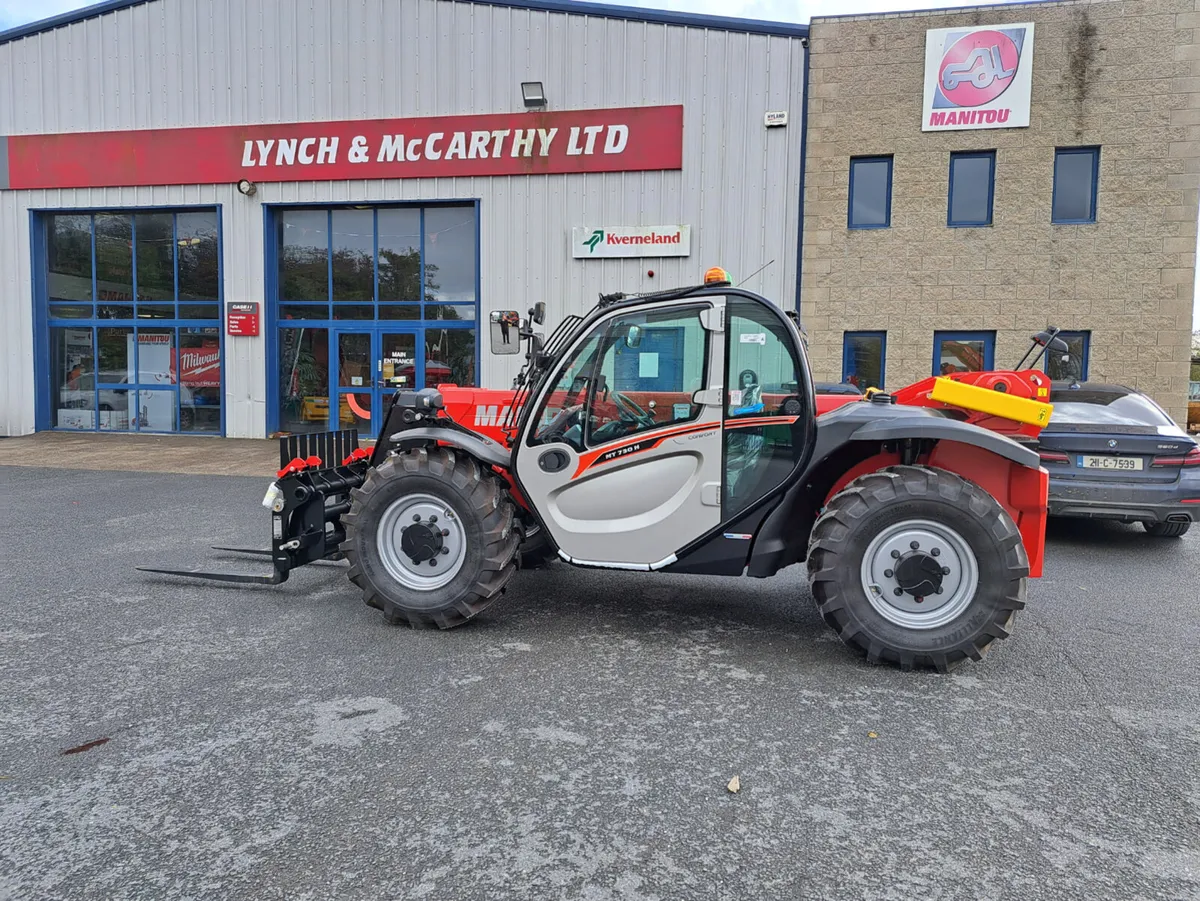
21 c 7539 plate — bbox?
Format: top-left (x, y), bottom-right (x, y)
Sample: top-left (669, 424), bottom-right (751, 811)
top-left (1079, 455), bottom-right (1143, 472)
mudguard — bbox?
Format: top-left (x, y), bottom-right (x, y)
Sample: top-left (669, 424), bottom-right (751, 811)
top-left (745, 401), bottom-right (1047, 579)
top-left (848, 412), bottom-right (1040, 469)
top-left (388, 425), bottom-right (511, 469)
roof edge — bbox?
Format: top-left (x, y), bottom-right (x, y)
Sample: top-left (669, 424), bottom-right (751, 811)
top-left (0, 0), bottom-right (808, 47)
top-left (479, 0), bottom-right (807, 36)
top-left (810, 0), bottom-right (1079, 22)
top-left (0, 0), bottom-right (154, 46)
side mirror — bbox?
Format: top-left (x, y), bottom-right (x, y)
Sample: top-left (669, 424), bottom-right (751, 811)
top-left (1032, 330), bottom-right (1069, 354)
top-left (625, 324), bottom-right (643, 349)
top-left (489, 310), bottom-right (522, 355)
top-left (529, 302), bottom-right (546, 326)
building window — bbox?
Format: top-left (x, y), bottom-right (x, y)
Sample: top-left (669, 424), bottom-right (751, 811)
top-left (843, 331), bottom-right (886, 390)
top-left (273, 203), bottom-right (479, 439)
top-left (848, 156), bottom-right (893, 229)
top-left (934, 331), bottom-right (995, 375)
top-left (1052, 147), bottom-right (1099, 224)
top-left (1045, 330), bottom-right (1090, 381)
top-left (947, 151), bottom-right (995, 227)
top-left (40, 209), bottom-right (223, 434)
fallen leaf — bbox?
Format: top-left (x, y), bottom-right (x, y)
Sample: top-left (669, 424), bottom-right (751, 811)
top-left (727, 775), bottom-right (741, 793)
top-left (867, 732), bottom-right (878, 739)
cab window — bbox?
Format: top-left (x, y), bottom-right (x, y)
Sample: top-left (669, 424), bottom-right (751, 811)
top-left (529, 305), bottom-right (710, 451)
top-left (529, 334), bottom-right (603, 451)
top-left (724, 298), bottom-right (807, 516)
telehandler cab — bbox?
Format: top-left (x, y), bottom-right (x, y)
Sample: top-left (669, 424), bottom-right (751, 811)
top-left (141, 273), bottom-right (1050, 671)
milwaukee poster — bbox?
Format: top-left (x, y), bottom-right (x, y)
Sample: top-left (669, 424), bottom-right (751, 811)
top-left (922, 23), bottom-right (1034, 131)
top-left (1, 106), bottom-right (684, 190)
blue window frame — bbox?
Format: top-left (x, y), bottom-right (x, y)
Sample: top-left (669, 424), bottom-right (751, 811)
top-left (848, 156), bottom-right (893, 229)
top-left (842, 331), bottom-right (887, 390)
top-left (1045, 330), bottom-right (1090, 381)
top-left (933, 331), bottom-right (995, 376)
top-left (32, 206), bottom-right (225, 435)
top-left (267, 201), bottom-right (481, 439)
top-left (947, 151), bottom-right (995, 227)
top-left (1052, 147), bottom-right (1100, 224)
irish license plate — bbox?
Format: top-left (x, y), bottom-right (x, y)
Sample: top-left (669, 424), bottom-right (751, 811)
top-left (1079, 455), bottom-right (1143, 472)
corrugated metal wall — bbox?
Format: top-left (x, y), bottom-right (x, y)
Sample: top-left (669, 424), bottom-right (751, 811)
top-left (0, 0), bottom-right (806, 437)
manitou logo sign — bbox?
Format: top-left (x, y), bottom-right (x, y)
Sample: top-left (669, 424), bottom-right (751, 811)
top-left (922, 23), bottom-right (1034, 131)
top-left (474, 405), bottom-right (519, 428)
top-left (572, 225), bottom-right (692, 259)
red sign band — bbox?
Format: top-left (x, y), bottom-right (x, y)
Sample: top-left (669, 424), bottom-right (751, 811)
top-left (2, 105), bottom-right (684, 190)
top-left (227, 302), bottom-right (260, 337)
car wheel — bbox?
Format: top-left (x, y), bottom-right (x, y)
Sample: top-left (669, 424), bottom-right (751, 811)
top-left (1143, 520), bottom-right (1191, 538)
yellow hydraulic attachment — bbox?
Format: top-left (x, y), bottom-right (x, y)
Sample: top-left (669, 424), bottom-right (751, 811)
top-left (929, 377), bottom-right (1053, 427)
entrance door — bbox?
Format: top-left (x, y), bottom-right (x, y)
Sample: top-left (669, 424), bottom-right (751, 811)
top-left (513, 299), bottom-right (725, 569)
top-left (331, 327), bottom-right (421, 437)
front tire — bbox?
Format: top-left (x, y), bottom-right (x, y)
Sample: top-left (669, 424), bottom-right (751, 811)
top-left (808, 465), bottom-right (1028, 672)
top-left (342, 448), bottom-right (519, 628)
top-left (1144, 520), bottom-right (1191, 538)
top-left (516, 522), bottom-right (558, 570)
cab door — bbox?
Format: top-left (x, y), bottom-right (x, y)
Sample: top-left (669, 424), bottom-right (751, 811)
top-left (513, 300), bottom-right (725, 569)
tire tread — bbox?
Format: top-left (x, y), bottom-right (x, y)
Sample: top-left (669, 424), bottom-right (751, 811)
top-left (342, 449), bottom-right (519, 629)
top-left (808, 464), bottom-right (1028, 671)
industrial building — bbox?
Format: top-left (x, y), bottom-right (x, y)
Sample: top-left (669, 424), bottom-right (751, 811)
top-left (0, 0), bottom-right (1196, 437)
top-left (801, 0), bottom-right (1200, 424)
top-left (0, 0), bottom-right (806, 438)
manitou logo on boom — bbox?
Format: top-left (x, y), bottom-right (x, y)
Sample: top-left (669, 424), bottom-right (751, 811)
top-left (474, 405), bottom-right (518, 428)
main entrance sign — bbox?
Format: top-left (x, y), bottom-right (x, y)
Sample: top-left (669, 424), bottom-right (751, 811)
top-left (1, 106), bottom-right (684, 190)
top-left (922, 23), bottom-right (1034, 131)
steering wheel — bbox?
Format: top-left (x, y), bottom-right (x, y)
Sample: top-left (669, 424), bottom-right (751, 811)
top-left (539, 403), bottom-right (584, 442)
top-left (611, 390), bottom-right (656, 428)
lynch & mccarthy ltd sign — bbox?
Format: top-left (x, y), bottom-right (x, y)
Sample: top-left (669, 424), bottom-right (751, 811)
top-left (0, 106), bottom-right (684, 190)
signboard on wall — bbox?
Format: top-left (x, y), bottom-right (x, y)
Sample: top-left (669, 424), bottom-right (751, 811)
top-left (227, 302), bottom-right (260, 337)
top-left (0, 106), bottom-right (684, 190)
top-left (922, 23), bottom-right (1034, 131)
top-left (572, 226), bottom-right (692, 259)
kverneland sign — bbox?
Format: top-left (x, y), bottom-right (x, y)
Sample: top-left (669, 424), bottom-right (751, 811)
top-left (0, 106), bottom-right (684, 190)
top-left (572, 225), bottom-right (692, 258)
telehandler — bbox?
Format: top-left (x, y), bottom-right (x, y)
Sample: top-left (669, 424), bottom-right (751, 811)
top-left (142, 270), bottom-right (1052, 671)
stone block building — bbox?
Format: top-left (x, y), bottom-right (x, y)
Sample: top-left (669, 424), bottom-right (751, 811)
top-left (802, 0), bottom-right (1200, 423)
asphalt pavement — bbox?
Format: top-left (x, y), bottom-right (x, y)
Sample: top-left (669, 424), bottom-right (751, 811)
top-left (1, 465), bottom-right (1198, 900)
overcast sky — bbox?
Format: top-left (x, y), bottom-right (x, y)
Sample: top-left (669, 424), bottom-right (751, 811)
top-left (2, 0), bottom-right (1199, 329)
top-left (1, 0), bottom-right (1017, 31)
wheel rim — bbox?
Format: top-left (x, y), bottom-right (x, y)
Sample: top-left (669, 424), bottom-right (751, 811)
top-left (376, 493), bottom-right (468, 591)
top-left (859, 519), bottom-right (979, 630)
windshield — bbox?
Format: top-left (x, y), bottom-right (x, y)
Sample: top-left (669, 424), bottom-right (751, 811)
top-left (1049, 390), bottom-right (1177, 429)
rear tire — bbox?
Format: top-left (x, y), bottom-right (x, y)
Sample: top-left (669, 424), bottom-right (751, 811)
top-left (342, 448), bottom-right (519, 628)
top-left (1144, 520), bottom-right (1191, 538)
top-left (808, 465), bottom-right (1028, 672)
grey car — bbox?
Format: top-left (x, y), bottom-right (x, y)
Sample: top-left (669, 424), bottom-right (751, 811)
top-left (1035, 383), bottom-right (1200, 537)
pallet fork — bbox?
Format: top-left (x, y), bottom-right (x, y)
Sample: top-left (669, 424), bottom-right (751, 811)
top-left (137, 430), bottom-right (370, 585)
